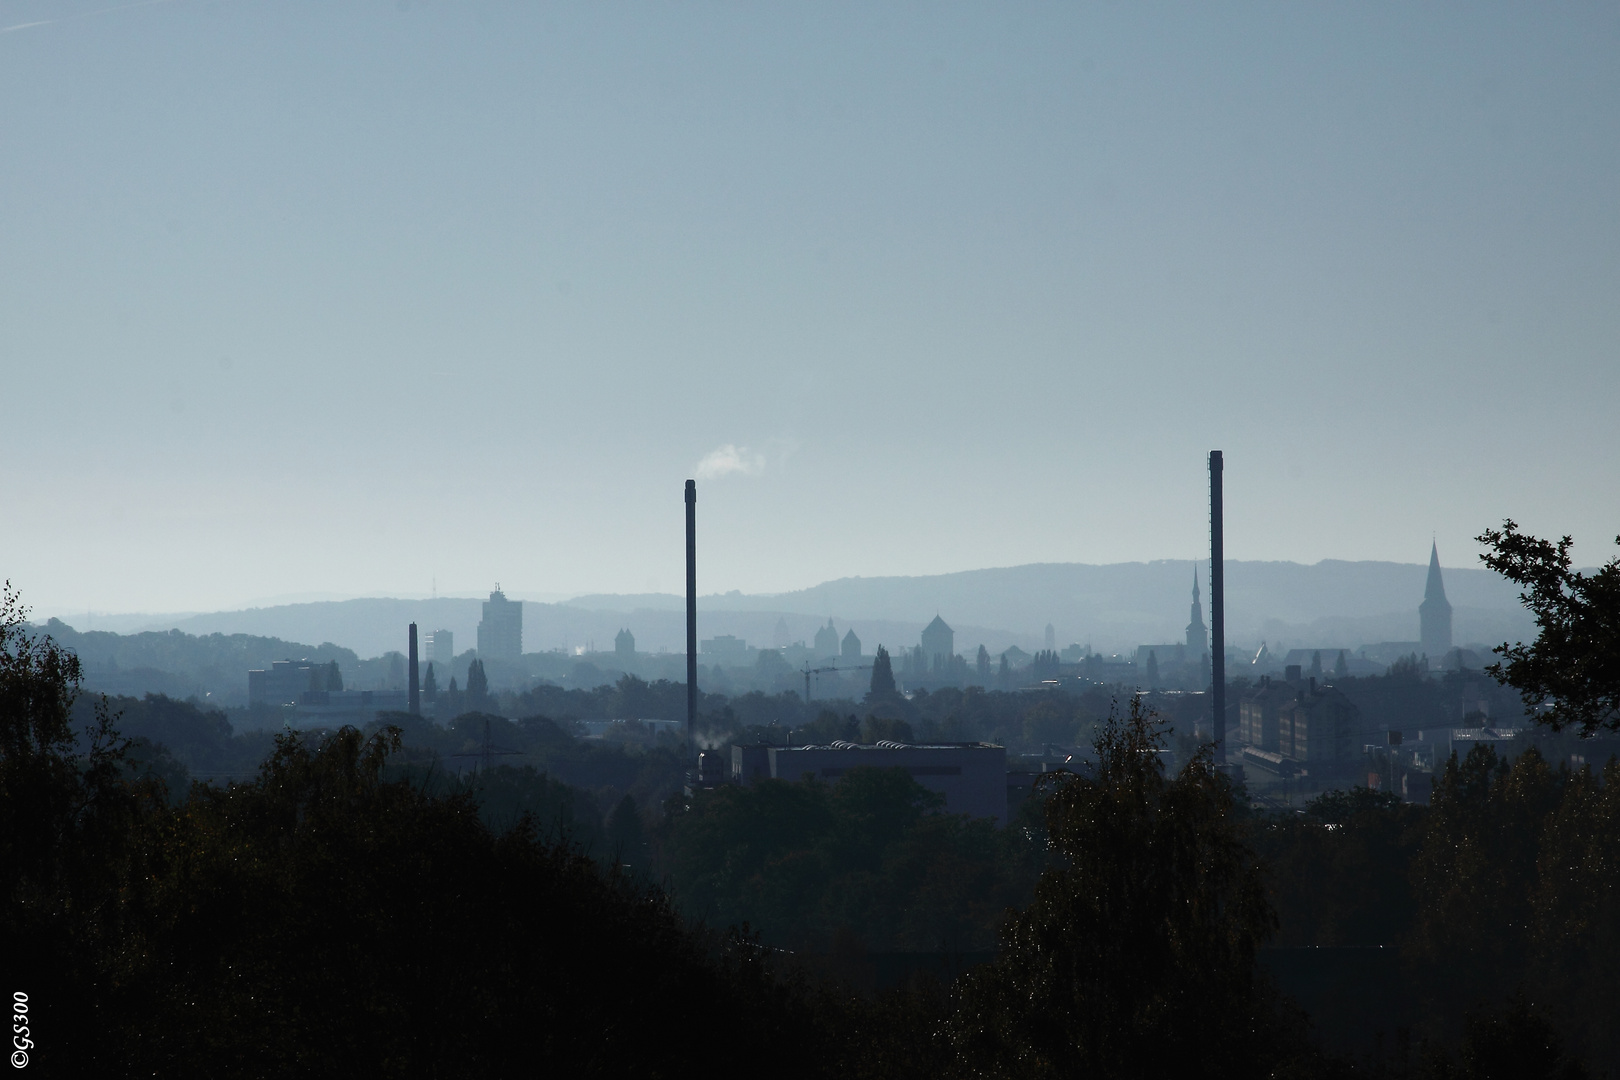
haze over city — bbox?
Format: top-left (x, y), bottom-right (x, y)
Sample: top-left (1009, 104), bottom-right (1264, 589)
top-left (3, 2), bottom-right (1617, 618)
top-left (6, 5), bottom-right (1620, 1078)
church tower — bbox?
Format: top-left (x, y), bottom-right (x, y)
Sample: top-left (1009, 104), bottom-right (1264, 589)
top-left (1419, 542), bottom-right (1453, 660)
top-left (1186, 566), bottom-right (1209, 656)
top-left (814, 619), bottom-right (840, 657)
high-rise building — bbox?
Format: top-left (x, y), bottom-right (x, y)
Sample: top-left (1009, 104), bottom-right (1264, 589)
top-left (615, 628), bottom-right (636, 663)
top-left (477, 588), bottom-right (523, 660)
top-left (428, 629), bottom-right (454, 668)
top-left (1419, 542), bottom-right (1453, 660)
top-left (1044, 623), bottom-right (1056, 651)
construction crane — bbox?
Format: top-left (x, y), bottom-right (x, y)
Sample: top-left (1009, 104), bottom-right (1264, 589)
top-left (801, 662), bottom-right (872, 702)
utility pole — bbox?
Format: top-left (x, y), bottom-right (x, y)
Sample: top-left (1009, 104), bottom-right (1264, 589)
top-left (1209, 450), bottom-right (1225, 765)
top-left (686, 479), bottom-right (697, 761)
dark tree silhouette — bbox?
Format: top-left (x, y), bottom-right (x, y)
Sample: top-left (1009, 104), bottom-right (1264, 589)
top-left (949, 695), bottom-right (1280, 1077)
top-left (868, 646), bottom-right (896, 700)
top-left (1433, 999), bottom-right (1590, 1080)
top-left (463, 658), bottom-right (494, 713)
top-left (1478, 520), bottom-right (1620, 734)
top-left (607, 792), bottom-right (647, 870)
top-left (0, 582), bottom-right (157, 1070)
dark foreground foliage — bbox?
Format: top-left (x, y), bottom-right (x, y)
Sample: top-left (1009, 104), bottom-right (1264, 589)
top-left (946, 697), bottom-right (1302, 1078)
top-left (6, 583), bottom-right (1619, 1078)
top-left (2, 587), bottom-right (811, 1079)
top-left (1477, 520), bottom-right (1620, 735)
top-left (661, 764), bottom-right (1044, 953)
top-left (1253, 746), bottom-right (1620, 1077)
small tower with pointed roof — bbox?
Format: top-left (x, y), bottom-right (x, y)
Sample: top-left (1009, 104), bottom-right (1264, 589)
top-left (841, 627), bottom-right (862, 660)
top-left (1420, 542), bottom-right (1453, 659)
top-left (921, 615), bottom-right (954, 669)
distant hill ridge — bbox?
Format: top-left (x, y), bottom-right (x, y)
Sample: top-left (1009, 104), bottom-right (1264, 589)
top-left (51, 558), bottom-right (1536, 662)
top-left (30, 619), bottom-right (355, 706)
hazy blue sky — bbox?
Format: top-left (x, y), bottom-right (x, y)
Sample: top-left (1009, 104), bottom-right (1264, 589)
top-left (3, 1), bottom-right (1617, 616)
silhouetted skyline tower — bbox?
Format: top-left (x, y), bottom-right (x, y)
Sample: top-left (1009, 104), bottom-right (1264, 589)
top-left (428, 629), bottom-right (454, 668)
top-left (685, 479), bottom-right (697, 758)
top-left (841, 627), bottom-right (861, 660)
top-left (1185, 566), bottom-right (1208, 656)
top-left (921, 615), bottom-right (954, 669)
top-left (1419, 541), bottom-right (1453, 660)
top-left (814, 619), bottom-right (840, 657)
top-left (408, 622), bottom-right (420, 717)
top-left (477, 587), bottom-right (522, 660)
top-left (1209, 451), bottom-right (1225, 764)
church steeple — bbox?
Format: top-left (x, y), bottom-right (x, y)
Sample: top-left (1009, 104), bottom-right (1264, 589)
top-left (1186, 565), bottom-right (1208, 656)
top-left (1424, 542), bottom-right (1448, 603)
top-left (1419, 541), bottom-right (1453, 660)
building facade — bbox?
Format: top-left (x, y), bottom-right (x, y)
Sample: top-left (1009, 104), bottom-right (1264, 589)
top-left (1285, 685), bottom-right (1359, 764)
top-left (740, 740), bottom-right (1008, 821)
top-left (427, 629), bottom-right (455, 668)
top-left (1240, 675), bottom-right (1295, 753)
top-left (247, 659), bottom-right (319, 707)
top-left (700, 634), bottom-right (750, 667)
top-left (1239, 669), bottom-right (1361, 766)
top-left (476, 589), bottom-right (522, 660)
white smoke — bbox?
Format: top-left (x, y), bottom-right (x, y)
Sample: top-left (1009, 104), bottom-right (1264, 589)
top-left (694, 443), bottom-right (765, 480)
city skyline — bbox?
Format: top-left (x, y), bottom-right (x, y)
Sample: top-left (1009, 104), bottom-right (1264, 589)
top-left (3, 3), bottom-right (1616, 615)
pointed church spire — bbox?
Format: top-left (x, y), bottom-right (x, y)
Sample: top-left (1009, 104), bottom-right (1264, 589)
top-left (1425, 541), bottom-right (1448, 602)
top-left (1186, 563), bottom-right (1208, 656)
top-left (1420, 541), bottom-right (1453, 659)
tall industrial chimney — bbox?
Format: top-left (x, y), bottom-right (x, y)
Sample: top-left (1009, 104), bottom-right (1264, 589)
top-left (408, 622), bottom-right (420, 717)
top-left (1208, 451), bottom-right (1225, 764)
top-left (685, 479), bottom-right (697, 759)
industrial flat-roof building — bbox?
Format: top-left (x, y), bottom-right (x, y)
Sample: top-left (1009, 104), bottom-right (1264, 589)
top-left (732, 741), bottom-right (1007, 822)
top-left (248, 659), bottom-right (319, 707)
